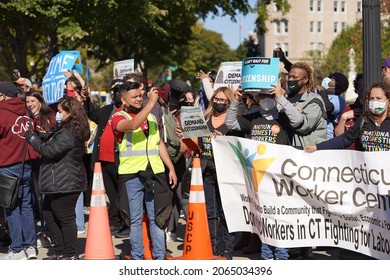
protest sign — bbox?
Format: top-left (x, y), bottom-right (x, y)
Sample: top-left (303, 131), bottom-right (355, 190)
top-left (113, 59), bottom-right (134, 79)
top-left (241, 57), bottom-right (279, 94)
top-left (60, 50), bottom-right (83, 74)
top-left (212, 136), bottom-right (390, 259)
top-left (213, 61), bottom-right (242, 91)
top-left (179, 106), bottom-right (210, 139)
top-left (42, 52), bottom-right (79, 105)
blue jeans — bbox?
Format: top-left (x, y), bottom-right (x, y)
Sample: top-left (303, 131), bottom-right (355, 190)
top-left (261, 243), bottom-right (289, 260)
top-left (75, 192), bottom-right (85, 231)
top-left (0, 163), bottom-right (36, 253)
top-left (125, 177), bottom-right (165, 260)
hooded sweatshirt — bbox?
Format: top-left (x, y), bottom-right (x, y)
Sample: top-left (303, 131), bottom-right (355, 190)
top-left (0, 97), bottom-right (37, 167)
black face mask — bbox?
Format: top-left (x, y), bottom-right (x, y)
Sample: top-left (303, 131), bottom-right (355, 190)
top-left (287, 79), bottom-right (304, 95)
top-left (125, 104), bottom-right (142, 114)
top-left (213, 103), bottom-right (228, 113)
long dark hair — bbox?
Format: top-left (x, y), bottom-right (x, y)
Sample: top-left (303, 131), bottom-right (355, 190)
top-left (26, 90), bottom-right (54, 132)
top-left (57, 97), bottom-right (91, 141)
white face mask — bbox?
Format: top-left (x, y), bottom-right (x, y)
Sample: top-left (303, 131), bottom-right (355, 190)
top-left (55, 112), bottom-right (63, 123)
top-left (321, 77), bottom-right (332, 90)
top-left (369, 101), bottom-right (387, 115)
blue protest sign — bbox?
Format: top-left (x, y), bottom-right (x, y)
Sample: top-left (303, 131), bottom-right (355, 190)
top-left (42, 52), bottom-right (78, 105)
top-left (60, 50), bottom-right (83, 74)
top-left (241, 57), bottom-right (279, 94)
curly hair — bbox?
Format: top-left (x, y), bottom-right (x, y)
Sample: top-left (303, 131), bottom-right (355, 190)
top-left (204, 86), bottom-right (234, 121)
top-left (26, 90), bottom-right (54, 132)
top-left (290, 62), bottom-right (315, 92)
top-left (57, 97), bottom-right (91, 141)
top-left (364, 82), bottom-right (390, 119)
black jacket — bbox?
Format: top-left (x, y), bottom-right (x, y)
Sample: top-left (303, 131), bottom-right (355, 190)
top-left (84, 99), bottom-right (119, 168)
top-left (25, 126), bottom-right (87, 194)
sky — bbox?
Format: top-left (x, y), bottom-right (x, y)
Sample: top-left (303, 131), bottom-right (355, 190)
top-left (202, 7), bottom-right (258, 50)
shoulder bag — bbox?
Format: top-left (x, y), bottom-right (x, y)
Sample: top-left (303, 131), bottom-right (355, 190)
top-left (0, 140), bottom-right (28, 208)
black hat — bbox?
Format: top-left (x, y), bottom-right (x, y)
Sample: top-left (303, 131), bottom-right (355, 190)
top-left (0, 81), bottom-right (18, 97)
top-left (328, 72), bottom-right (349, 95)
top-left (168, 80), bottom-right (190, 97)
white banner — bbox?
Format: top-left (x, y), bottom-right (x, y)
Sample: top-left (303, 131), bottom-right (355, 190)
top-left (212, 136), bottom-right (390, 260)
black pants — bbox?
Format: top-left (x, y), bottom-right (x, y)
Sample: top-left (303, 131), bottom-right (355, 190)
top-left (43, 192), bottom-right (79, 257)
top-left (167, 156), bottom-right (188, 233)
top-left (83, 154), bottom-right (93, 206)
top-left (101, 161), bottom-right (123, 228)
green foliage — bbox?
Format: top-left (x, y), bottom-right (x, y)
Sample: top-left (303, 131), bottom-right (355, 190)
top-left (323, 22), bottom-right (389, 76)
top-left (322, 24), bottom-right (363, 75)
top-left (149, 23), bottom-right (239, 90)
top-left (0, 0), bottom-right (290, 92)
top-left (256, 0), bottom-right (290, 34)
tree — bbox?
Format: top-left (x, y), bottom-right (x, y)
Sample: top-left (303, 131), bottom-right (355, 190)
top-left (0, 0), bottom-right (255, 81)
top-left (322, 0), bottom-right (390, 77)
top-left (255, 0), bottom-right (291, 34)
top-left (323, 22), bottom-right (389, 76)
top-left (161, 23), bottom-right (238, 89)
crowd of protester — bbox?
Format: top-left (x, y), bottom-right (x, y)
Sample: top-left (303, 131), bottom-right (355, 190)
top-left (0, 49), bottom-right (389, 260)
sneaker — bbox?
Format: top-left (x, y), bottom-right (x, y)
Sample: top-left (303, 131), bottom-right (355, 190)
top-left (25, 246), bottom-right (37, 260)
top-left (77, 230), bottom-right (86, 235)
top-left (1, 249), bottom-right (27, 260)
top-left (44, 254), bottom-right (64, 260)
top-left (37, 234), bottom-right (51, 248)
top-left (63, 255), bottom-right (79, 260)
top-left (166, 232), bottom-right (177, 242)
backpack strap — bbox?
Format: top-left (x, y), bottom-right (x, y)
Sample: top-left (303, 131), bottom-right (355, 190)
top-left (304, 96), bottom-right (327, 119)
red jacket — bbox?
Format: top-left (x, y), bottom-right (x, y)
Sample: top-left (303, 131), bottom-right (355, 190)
top-left (0, 97), bottom-right (38, 167)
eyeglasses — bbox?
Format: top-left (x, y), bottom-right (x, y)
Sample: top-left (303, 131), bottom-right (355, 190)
top-left (213, 97), bottom-right (228, 104)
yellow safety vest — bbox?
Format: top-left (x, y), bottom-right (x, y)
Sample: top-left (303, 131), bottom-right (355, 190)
top-left (115, 111), bottom-right (165, 175)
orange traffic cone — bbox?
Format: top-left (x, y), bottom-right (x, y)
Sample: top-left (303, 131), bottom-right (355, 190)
top-left (173, 157), bottom-right (225, 260)
top-left (142, 214), bottom-right (153, 260)
top-left (84, 162), bottom-right (115, 260)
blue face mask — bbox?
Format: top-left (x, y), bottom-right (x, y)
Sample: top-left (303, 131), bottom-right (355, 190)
top-left (321, 77), bottom-right (332, 89)
top-left (56, 112), bottom-right (63, 123)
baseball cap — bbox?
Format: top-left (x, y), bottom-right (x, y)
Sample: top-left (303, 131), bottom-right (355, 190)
top-left (0, 81), bottom-right (19, 97)
top-left (382, 57), bottom-right (390, 68)
top-left (14, 77), bottom-right (32, 88)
